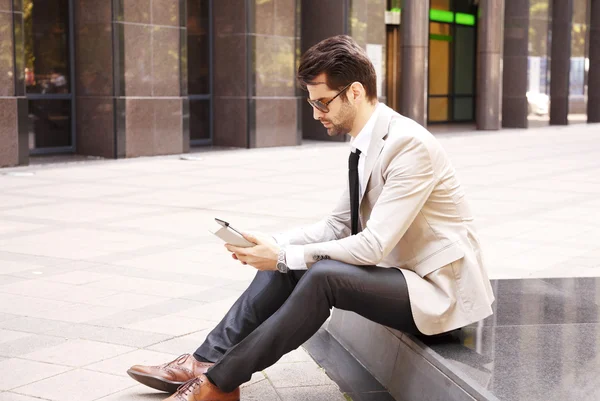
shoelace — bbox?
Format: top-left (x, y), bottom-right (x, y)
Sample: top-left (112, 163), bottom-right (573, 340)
top-left (177, 377), bottom-right (202, 399)
top-left (158, 353), bottom-right (190, 370)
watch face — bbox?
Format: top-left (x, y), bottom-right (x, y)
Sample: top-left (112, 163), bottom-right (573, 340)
top-left (277, 262), bottom-right (287, 272)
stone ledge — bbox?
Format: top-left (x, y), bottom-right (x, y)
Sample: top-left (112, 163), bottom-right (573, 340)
top-left (327, 309), bottom-right (499, 401)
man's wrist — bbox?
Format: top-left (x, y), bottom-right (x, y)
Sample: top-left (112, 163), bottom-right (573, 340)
top-left (276, 248), bottom-right (289, 273)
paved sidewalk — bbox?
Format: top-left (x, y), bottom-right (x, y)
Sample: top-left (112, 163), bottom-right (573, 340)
top-left (0, 123), bottom-right (599, 400)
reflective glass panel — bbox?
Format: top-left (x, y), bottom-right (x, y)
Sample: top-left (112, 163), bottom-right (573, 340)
top-left (187, 0), bottom-right (210, 95)
top-left (190, 99), bottom-right (210, 141)
top-left (28, 99), bottom-right (71, 149)
top-left (429, 97), bottom-right (449, 122)
top-left (24, 0), bottom-right (70, 94)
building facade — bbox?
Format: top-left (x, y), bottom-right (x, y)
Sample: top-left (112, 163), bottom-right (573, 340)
top-left (1, 0), bottom-right (598, 167)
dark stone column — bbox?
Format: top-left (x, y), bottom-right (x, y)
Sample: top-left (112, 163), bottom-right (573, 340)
top-left (477, 0), bottom-right (504, 130)
top-left (110, 0), bottom-right (187, 157)
top-left (213, 0), bottom-right (300, 148)
top-left (550, 0), bottom-right (573, 125)
top-left (299, 0), bottom-right (386, 141)
top-left (589, 0), bottom-right (600, 122)
top-left (502, 0), bottom-right (529, 128)
top-left (399, 0), bottom-right (428, 126)
top-left (300, 0), bottom-right (349, 142)
top-left (73, 0), bottom-right (116, 158)
top-left (0, 0), bottom-right (28, 167)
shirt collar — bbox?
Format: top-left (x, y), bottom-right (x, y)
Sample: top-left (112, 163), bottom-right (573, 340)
top-left (351, 103), bottom-right (381, 155)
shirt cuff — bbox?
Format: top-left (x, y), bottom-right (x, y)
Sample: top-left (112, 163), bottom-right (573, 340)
top-left (272, 234), bottom-right (290, 247)
top-left (285, 245), bottom-right (308, 270)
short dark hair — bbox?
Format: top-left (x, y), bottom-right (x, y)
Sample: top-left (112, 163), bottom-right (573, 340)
top-left (297, 35), bottom-right (377, 102)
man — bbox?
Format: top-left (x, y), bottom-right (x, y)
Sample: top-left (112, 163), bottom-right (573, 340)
top-left (127, 35), bottom-right (495, 401)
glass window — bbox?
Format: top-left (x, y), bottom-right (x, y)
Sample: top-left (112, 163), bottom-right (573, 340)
top-left (190, 99), bottom-right (210, 141)
top-left (187, 0), bottom-right (210, 95)
top-left (429, 97), bottom-right (449, 122)
top-left (429, 22), bottom-right (451, 96)
top-left (24, 0), bottom-right (70, 95)
top-left (430, 0), bottom-right (451, 10)
top-left (28, 99), bottom-right (72, 149)
top-left (453, 97), bottom-right (473, 121)
top-left (454, 25), bottom-right (475, 95)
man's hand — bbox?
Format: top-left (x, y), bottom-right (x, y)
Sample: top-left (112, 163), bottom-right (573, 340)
top-left (226, 232), bottom-right (280, 271)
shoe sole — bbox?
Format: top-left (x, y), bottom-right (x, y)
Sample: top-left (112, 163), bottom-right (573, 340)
top-left (126, 369), bottom-right (184, 393)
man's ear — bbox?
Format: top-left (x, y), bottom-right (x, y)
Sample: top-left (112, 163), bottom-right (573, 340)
top-left (349, 82), bottom-right (365, 103)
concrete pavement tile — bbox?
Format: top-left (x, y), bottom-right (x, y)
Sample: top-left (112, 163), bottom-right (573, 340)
top-left (0, 287), bottom-right (70, 316)
top-left (20, 339), bottom-right (134, 367)
top-left (0, 202), bottom-right (165, 225)
top-left (241, 378), bottom-right (281, 401)
top-left (0, 260), bottom-right (50, 275)
top-left (85, 310), bottom-right (163, 328)
top-left (277, 385), bottom-right (346, 401)
top-left (278, 348), bottom-right (314, 364)
top-left (145, 329), bottom-right (211, 354)
top-left (0, 276), bottom-right (26, 286)
top-left (14, 369), bottom-right (133, 401)
top-left (31, 304), bottom-right (125, 324)
top-left (181, 286), bottom-right (244, 303)
top-left (42, 323), bottom-right (172, 348)
top-left (84, 264), bottom-right (233, 289)
top-left (0, 228), bottom-right (175, 260)
top-left (124, 315), bottom-right (213, 336)
top-left (7, 182), bottom-right (142, 200)
top-left (0, 334), bottom-right (67, 358)
top-left (41, 271), bottom-right (113, 285)
top-left (502, 245), bottom-right (588, 272)
top-left (0, 358), bottom-right (71, 391)
top-left (174, 298), bottom-right (239, 322)
top-left (0, 330), bottom-right (31, 344)
top-left (6, 261), bottom-right (102, 279)
top-left (0, 392), bottom-right (52, 401)
top-left (84, 349), bottom-right (178, 376)
top-left (88, 276), bottom-right (211, 298)
top-left (0, 314), bottom-right (18, 323)
top-left (241, 372), bottom-right (268, 388)
top-left (0, 221), bottom-right (46, 236)
top-left (0, 192), bottom-right (54, 209)
top-left (132, 298), bottom-right (207, 316)
top-left (264, 362), bottom-right (333, 388)
top-left (82, 292), bottom-right (171, 310)
top-left (92, 384), bottom-right (166, 400)
top-left (0, 317), bottom-right (75, 335)
top-left (0, 280), bottom-right (118, 303)
top-left (0, 252), bottom-right (66, 267)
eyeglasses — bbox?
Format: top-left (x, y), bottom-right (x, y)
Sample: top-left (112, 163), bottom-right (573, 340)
top-left (306, 83), bottom-right (353, 113)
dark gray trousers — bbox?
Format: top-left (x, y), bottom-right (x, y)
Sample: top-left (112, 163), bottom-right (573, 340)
top-left (194, 260), bottom-right (420, 392)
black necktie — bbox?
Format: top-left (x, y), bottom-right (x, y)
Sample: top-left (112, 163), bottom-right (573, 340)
top-left (349, 149), bottom-right (361, 235)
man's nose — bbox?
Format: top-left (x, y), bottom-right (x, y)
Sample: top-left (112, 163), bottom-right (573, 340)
top-left (313, 107), bottom-right (325, 120)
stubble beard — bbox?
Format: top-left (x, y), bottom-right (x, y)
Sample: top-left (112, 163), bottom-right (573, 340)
top-left (324, 102), bottom-right (356, 137)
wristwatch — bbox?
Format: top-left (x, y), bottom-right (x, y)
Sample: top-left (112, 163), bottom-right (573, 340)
top-left (276, 248), bottom-right (289, 273)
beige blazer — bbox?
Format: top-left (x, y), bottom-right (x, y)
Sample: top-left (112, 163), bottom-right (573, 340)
top-left (282, 104), bottom-right (495, 335)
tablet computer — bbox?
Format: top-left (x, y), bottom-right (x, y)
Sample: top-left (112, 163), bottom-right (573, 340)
top-left (210, 218), bottom-right (255, 248)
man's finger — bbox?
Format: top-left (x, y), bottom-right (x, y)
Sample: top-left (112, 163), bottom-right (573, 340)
top-left (226, 244), bottom-right (247, 254)
top-left (243, 232), bottom-right (259, 244)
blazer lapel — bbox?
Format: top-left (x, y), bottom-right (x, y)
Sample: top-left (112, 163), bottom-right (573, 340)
top-left (359, 105), bottom-right (396, 205)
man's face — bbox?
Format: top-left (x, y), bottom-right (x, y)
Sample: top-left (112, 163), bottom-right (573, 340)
top-left (306, 74), bottom-right (357, 137)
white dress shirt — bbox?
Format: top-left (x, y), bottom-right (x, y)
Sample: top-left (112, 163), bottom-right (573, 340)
top-left (275, 103), bottom-right (382, 270)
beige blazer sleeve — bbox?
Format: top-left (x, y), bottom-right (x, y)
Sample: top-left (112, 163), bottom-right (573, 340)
top-left (302, 135), bottom-right (436, 267)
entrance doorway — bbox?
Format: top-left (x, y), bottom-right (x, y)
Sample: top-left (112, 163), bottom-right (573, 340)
top-left (428, 0), bottom-right (477, 123)
top-left (23, 0), bottom-right (75, 154)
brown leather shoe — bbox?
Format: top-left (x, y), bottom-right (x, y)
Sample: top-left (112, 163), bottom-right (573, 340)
top-left (163, 375), bottom-right (239, 401)
top-left (127, 354), bottom-right (213, 393)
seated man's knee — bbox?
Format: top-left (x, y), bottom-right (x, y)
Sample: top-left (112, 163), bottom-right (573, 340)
top-left (306, 260), bottom-right (341, 281)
